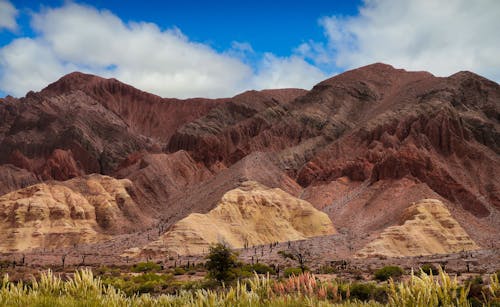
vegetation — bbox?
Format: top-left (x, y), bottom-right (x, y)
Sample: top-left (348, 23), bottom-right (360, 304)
top-left (389, 267), bottom-right (469, 306)
top-left (131, 261), bottom-right (162, 273)
top-left (241, 263), bottom-right (275, 275)
top-left (0, 265), bottom-right (499, 306)
top-left (374, 266), bottom-right (404, 281)
top-left (277, 244), bottom-right (311, 273)
top-left (205, 243), bottom-right (239, 283)
top-left (419, 263), bottom-right (439, 275)
top-left (349, 282), bottom-right (387, 302)
top-left (103, 272), bottom-right (173, 296)
top-left (284, 267), bottom-right (304, 278)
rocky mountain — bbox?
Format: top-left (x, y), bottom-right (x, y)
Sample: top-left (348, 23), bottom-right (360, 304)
top-left (356, 199), bottom-right (479, 258)
top-left (133, 181), bottom-right (335, 258)
top-left (0, 174), bottom-right (154, 252)
top-left (0, 63), bottom-right (498, 262)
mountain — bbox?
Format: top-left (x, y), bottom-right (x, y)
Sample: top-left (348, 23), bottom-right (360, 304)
top-left (356, 199), bottom-right (479, 258)
top-left (132, 181), bottom-right (335, 258)
top-left (0, 63), bottom-right (498, 264)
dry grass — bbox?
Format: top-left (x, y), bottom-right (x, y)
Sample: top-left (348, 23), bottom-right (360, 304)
top-left (1, 268), bottom-right (498, 306)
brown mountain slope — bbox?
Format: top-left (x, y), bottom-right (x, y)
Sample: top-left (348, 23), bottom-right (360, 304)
top-left (165, 63), bottom-right (499, 221)
top-left (41, 72), bottom-right (227, 140)
top-left (0, 164), bottom-right (40, 196)
top-left (297, 66), bottom-right (500, 218)
top-left (0, 73), bottom-right (305, 183)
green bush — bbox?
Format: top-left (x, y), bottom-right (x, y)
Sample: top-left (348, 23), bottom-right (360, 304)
top-left (231, 267), bottom-right (253, 279)
top-left (102, 272), bottom-right (172, 296)
top-left (173, 267), bottom-right (186, 275)
top-left (419, 263), bottom-right (438, 275)
top-left (205, 243), bottom-right (239, 283)
top-left (317, 264), bottom-right (336, 274)
top-left (242, 263), bottom-right (275, 275)
top-left (284, 267), bottom-right (303, 278)
top-left (374, 265), bottom-right (404, 281)
top-left (349, 282), bottom-right (388, 303)
top-left (131, 262), bottom-right (161, 273)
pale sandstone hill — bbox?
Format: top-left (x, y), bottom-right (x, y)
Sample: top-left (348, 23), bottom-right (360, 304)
top-left (133, 181), bottom-right (335, 257)
top-left (356, 199), bottom-right (479, 258)
top-left (0, 174), bottom-right (154, 252)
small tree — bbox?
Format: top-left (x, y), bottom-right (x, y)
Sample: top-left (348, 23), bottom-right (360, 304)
top-left (205, 243), bottom-right (238, 283)
top-left (278, 242), bottom-right (311, 273)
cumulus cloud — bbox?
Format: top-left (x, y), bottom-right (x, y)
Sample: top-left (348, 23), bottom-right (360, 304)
top-left (0, 0), bottom-right (18, 31)
top-left (0, 3), bottom-right (324, 98)
top-left (314, 0), bottom-right (500, 81)
top-left (253, 54), bottom-right (326, 89)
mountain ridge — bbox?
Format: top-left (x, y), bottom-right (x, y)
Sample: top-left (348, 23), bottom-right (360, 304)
top-left (0, 63), bottom-right (498, 263)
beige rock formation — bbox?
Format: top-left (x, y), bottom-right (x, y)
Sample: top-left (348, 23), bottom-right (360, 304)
top-left (0, 174), bottom-right (152, 252)
top-left (356, 199), bottom-right (479, 258)
top-left (137, 181), bottom-right (336, 257)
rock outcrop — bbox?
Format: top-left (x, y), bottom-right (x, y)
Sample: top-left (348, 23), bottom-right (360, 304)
top-left (356, 199), bottom-right (479, 258)
top-left (0, 174), bottom-right (154, 252)
top-left (114, 151), bottom-right (213, 213)
top-left (0, 73), bottom-right (223, 179)
top-left (135, 181), bottom-right (335, 257)
top-left (0, 164), bottom-right (39, 196)
top-left (166, 89), bottom-right (308, 166)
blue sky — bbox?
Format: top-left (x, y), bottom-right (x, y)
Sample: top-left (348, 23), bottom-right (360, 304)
top-left (0, 0), bottom-right (499, 98)
top-left (1, 0), bottom-right (361, 55)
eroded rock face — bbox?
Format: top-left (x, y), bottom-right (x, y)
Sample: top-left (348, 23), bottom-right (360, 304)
top-left (294, 65), bottom-right (500, 217)
top-left (0, 174), bottom-right (154, 252)
top-left (356, 199), bottom-right (479, 258)
top-left (166, 89), bottom-right (308, 166)
top-left (164, 63), bottom-right (499, 219)
top-left (134, 181), bottom-right (335, 257)
top-left (0, 72), bottom-right (223, 179)
top-left (0, 165), bottom-right (40, 196)
top-left (114, 151), bottom-right (213, 213)
top-left (41, 72), bottom-right (226, 140)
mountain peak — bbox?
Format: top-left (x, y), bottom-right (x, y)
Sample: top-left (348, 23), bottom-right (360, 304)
top-left (42, 71), bottom-right (103, 95)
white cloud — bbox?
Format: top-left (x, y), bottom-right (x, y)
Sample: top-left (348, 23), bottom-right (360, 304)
top-left (0, 0), bottom-right (18, 32)
top-left (315, 0), bottom-right (500, 81)
top-left (252, 54), bottom-right (326, 90)
top-left (0, 3), bottom-right (323, 98)
top-left (0, 38), bottom-right (74, 93)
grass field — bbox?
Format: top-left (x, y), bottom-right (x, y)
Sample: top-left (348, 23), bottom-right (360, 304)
top-left (1, 267), bottom-right (499, 306)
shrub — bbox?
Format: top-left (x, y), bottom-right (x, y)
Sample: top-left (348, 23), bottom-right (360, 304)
top-left (205, 243), bottom-right (238, 283)
top-left (103, 272), bottom-right (172, 295)
top-left (350, 282), bottom-right (375, 301)
top-left (388, 267), bottom-right (471, 306)
top-left (419, 263), bottom-right (438, 275)
top-left (242, 263), bottom-right (275, 275)
top-left (374, 265), bottom-right (404, 281)
top-left (317, 264), bottom-right (336, 274)
top-left (131, 262), bottom-right (161, 273)
top-left (284, 267), bottom-right (303, 278)
top-left (95, 266), bottom-right (121, 277)
top-left (349, 282), bottom-right (388, 303)
top-left (482, 273), bottom-right (500, 306)
top-left (173, 267), bottom-right (186, 275)
top-left (2, 268), bottom-right (498, 306)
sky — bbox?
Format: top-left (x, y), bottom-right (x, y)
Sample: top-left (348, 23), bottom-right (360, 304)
top-left (0, 0), bottom-right (499, 99)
